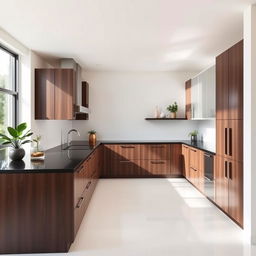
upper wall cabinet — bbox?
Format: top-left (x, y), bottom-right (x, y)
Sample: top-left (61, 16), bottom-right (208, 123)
top-left (190, 65), bottom-right (216, 120)
top-left (35, 69), bottom-right (75, 120)
top-left (216, 40), bottom-right (243, 120)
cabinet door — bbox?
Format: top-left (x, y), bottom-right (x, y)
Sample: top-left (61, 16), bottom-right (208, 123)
top-left (35, 69), bottom-right (55, 120)
top-left (215, 156), bottom-right (229, 213)
top-left (182, 145), bottom-right (190, 178)
top-left (229, 120), bottom-right (243, 162)
top-left (185, 79), bottom-right (191, 120)
top-left (216, 50), bottom-right (229, 120)
top-left (189, 148), bottom-right (199, 170)
top-left (54, 69), bottom-right (75, 120)
top-left (109, 159), bottom-right (141, 177)
top-left (216, 120), bottom-right (229, 158)
top-left (170, 144), bottom-right (182, 175)
top-left (228, 160), bottom-right (243, 226)
top-left (140, 144), bottom-right (170, 160)
top-left (228, 40), bottom-right (243, 120)
top-left (140, 160), bottom-right (170, 176)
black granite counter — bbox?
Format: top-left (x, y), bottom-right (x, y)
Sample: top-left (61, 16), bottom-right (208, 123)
top-left (0, 140), bottom-right (215, 174)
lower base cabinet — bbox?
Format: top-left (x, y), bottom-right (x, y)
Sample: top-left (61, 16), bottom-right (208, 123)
top-left (215, 156), bottom-right (243, 226)
top-left (0, 146), bottom-right (102, 254)
top-left (102, 144), bottom-right (182, 178)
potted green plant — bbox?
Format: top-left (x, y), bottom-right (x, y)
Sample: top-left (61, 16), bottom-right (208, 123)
top-left (167, 102), bottom-right (178, 118)
top-left (88, 130), bottom-right (97, 146)
top-left (188, 130), bottom-right (198, 143)
top-left (0, 123), bottom-right (33, 161)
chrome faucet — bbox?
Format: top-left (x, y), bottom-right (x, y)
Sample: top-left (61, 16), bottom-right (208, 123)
top-left (67, 129), bottom-right (80, 147)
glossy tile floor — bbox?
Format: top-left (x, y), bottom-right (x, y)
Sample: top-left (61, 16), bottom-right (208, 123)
top-left (11, 179), bottom-right (256, 256)
top-left (69, 178), bottom-right (255, 256)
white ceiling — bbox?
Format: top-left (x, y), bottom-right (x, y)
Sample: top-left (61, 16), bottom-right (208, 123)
top-left (0, 0), bottom-right (255, 71)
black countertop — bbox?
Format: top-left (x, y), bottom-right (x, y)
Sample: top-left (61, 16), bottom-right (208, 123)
top-left (0, 140), bottom-right (215, 174)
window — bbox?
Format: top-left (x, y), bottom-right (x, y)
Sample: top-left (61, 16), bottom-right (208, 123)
top-left (0, 45), bottom-right (18, 139)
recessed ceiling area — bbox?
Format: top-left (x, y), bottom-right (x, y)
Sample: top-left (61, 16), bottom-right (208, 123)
top-left (0, 0), bottom-right (255, 71)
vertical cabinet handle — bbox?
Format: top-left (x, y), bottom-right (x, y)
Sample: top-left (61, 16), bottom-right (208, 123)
top-left (229, 128), bottom-right (232, 157)
top-left (224, 128), bottom-right (228, 155)
top-left (229, 162), bottom-right (232, 180)
top-left (224, 161), bottom-right (228, 178)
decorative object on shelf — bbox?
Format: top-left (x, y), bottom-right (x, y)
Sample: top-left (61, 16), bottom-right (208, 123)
top-left (0, 122), bottom-right (33, 161)
top-left (160, 112), bottom-right (166, 118)
top-left (31, 135), bottom-right (45, 160)
top-left (88, 130), bottom-right (97, 146)
top-left (154, 105), bottom-right (161, 118)
top-left (188, 130), bottom-right (198, 143)
top-left (167, 102), bottom-right (178, 118)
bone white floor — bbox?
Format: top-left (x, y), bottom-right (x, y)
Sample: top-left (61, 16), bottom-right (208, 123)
top-left (15, 178), bottom-right (256, 256)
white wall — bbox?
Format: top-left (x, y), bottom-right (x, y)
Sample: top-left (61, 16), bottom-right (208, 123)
top-left (243, 4), bottom-right (256, 245)
top-left (30, 52), bottom-right (72, 149)
top-left (197, 120), bottom-right (216, 150)
top-left (72, 71), bottom-right (199, 140)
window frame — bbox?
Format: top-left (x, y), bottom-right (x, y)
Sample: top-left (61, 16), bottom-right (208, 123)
top-left (0, 43), bottom-right (19, 128)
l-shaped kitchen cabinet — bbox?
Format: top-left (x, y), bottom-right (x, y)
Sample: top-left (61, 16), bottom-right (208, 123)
top-left (102, 144), bottom-right (182, 178)
top-left (0, 146), bottom-right (103, 254)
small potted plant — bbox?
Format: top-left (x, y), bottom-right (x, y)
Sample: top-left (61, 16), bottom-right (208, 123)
top-left (188, 130), bottom-right (199, 143)
top-left (88, 130), bottom-right (97, 146)
top-left (0, 123), bottom-right (33, 161)
top-left (167, 102), bottom-right (178, 118)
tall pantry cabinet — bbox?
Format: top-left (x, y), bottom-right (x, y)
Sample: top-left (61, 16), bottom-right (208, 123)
top-left (215, 40), bottom-right (243, 227)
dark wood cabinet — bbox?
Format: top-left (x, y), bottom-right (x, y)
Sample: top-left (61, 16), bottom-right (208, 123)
top-left (35, 69), bottom-right (55, 120)
top-left (140, 144), bottom-right (170, 160)
top-left (185, 79), bottom-right (192, 120)
top-left (216, 49), bottom-right (229, 120)
top-left (0, 172), bottom-right (74, 254)
top-left (215, 40), bottom-right (243, 227)
top-left (216, 40), bottom-right (243, 120)
top-left (169, 144), bottom-right (182, 175)
top-left (103, 144), bottom-right (182, 178)
top-left (215, 156), bottom-right (243, 226)
top-left (182, 144), bottom-right (190, 178)
top-left (228, 41), bottom-right (243, 120)
top-left (216, 120), bottom-right (243, 162)
top-left (54, 69), bottom-right (75, 120)
top-left (35, 69), bottom-right (75, 120)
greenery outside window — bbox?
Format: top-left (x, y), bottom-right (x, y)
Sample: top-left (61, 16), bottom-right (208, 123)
top-left (0, 44), bottom-right (18, 146)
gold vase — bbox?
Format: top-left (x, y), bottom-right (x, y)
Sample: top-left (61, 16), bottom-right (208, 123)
top-left (89, 134), bottom-right (96, 146)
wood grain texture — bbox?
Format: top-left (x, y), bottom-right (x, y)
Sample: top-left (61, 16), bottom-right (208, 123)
top-left (169, 144), bottom-right (182, 175)
top-left (0, 173), bottom-right (74, 254)
top-left (216, 49), bottom-right (229, 120)
top-left (216, 120), bottom-right (243, 162)
top-left (140, 144), bottom-right (170, 160)
top-left (216, 119), bottom-right (229, 158)
top-left (215, 156), bottom-right (229, 214)
top-left (54, 69), bottom-right (75, 120)
top-left (35, 69), bottom-right (55, 120)
top-left (228, 40), bottom-right (243, 120)
top-left (228, 160), bottom-right (243, 226)
top-left (182, 144), bottom-right (190, 178)
top-left (104, 144), bottom-right (140, 160)
top-left (185, 79), bottom-right (192, 120)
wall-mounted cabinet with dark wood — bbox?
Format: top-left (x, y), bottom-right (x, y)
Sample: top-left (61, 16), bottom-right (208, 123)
top-left (35, 69), bottom-right (75, 120)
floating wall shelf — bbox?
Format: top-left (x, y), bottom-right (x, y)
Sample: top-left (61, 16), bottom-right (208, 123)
top-left (145, 118), bottom-right (188, 120)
